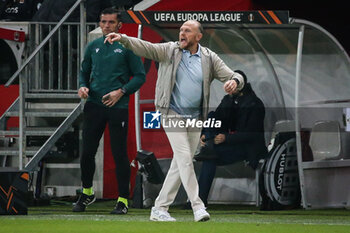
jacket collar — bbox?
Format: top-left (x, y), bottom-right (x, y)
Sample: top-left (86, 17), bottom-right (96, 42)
top-left (175, 42), bottom-right (210, 57)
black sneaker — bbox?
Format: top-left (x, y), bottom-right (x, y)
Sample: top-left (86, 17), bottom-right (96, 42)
top-left (72, 193), bottom-right (96, 212)
top-left (110, 201), bottom-right (128, 214)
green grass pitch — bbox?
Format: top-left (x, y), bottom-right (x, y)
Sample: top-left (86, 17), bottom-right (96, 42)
top-left (1, 200), bottom-right (349, 233)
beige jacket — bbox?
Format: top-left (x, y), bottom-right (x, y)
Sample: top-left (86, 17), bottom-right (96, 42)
top-left (119, 34), bottom-right (244, 119)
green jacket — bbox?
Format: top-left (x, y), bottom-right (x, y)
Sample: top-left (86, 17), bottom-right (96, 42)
top-left (79, 36), bottom-right (146, 108)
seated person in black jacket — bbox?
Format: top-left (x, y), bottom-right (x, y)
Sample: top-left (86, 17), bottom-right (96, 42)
top-left (197, 70), bottom-right (267, 206)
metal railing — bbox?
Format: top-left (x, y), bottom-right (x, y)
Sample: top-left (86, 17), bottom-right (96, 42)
top-left (2, 0), bottom-right (90, 170)
top-left (27, 22), bottom-right (97, 91)
top-left (5, 0), bottom-right (88, 88)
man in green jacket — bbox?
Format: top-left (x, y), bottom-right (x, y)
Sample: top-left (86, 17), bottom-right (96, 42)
top-left (73, 8), bottom-right (146, 214)
top-left (105, 20), bottom-right (243, 221)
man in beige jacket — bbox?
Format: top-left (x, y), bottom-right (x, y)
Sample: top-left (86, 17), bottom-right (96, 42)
top-left (105, 20), bottom-right (244, 222)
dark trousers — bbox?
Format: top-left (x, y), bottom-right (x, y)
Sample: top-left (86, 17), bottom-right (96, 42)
top-left (198, 112), bottom-right (246, 205)
top-left (81, 101), bottom-right (130, 199)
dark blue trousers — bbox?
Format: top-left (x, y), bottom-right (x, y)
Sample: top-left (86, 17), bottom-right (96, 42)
top-left (198, 113), bottom-right (246, 205)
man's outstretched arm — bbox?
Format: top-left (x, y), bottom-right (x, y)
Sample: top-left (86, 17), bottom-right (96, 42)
top-left (105, 33), bottom-right (173, 62)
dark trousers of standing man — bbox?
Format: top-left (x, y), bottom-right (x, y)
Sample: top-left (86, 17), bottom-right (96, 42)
top-left (198, 111), bottom-right (246, 206)
top-left (81, 101), bottom-right (130, 198)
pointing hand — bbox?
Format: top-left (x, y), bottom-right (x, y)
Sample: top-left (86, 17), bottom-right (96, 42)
top-left (104, 33), bottom-right (122, 44)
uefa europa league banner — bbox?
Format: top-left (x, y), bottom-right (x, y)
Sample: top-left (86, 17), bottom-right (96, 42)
top-left (121, 11), bottom-right (289, 25)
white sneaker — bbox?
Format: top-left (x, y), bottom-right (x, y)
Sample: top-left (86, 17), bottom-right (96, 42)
top-left (194, 208), bottom-right (210, 222)
top-left (150, 207), bottom-right (176, 222)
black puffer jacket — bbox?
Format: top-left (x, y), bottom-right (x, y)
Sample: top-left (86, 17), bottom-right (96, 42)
top-left (213, 83), bottom-right (267, 169)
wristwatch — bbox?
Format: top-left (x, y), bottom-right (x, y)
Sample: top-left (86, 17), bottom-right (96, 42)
top-left (121, 87), bottom-right (127, 94)
top-left (233, 78), bottom-right (240, 86)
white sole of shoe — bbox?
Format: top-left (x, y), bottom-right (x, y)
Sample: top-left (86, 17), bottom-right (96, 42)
top-left (195, 215), bottom-right (210, 222)
top-left (198, 216), bottom-right (210, 222)
top-left (150, 216), bottom-right (176, 222)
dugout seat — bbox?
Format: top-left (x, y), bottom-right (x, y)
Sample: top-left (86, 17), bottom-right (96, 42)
top-left (309, 121), bottom-right (341, 161)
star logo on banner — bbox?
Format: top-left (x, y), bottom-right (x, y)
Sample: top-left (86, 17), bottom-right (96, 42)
top-left (151, 110), bottom-right (161, 122)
